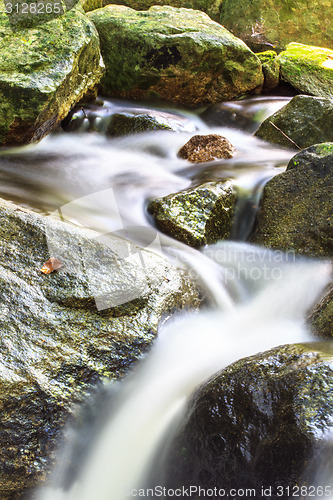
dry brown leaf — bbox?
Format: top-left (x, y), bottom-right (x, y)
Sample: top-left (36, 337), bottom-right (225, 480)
top-left (40, 257), bottom-right (63, 275)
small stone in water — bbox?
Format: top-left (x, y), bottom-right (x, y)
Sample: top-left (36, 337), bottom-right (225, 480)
top-left (178, 134), bottom-right (236, 163)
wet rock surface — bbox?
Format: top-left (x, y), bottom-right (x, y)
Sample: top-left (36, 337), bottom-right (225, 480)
top-left (257, 51), bottom-right (280, 91)
top-left (163, 343), bottom-right (333, 499)
top-left (87, 5), bottom-right (263, 106)
top-left (177, 134), bottom-right (236, 163)
top-left (308, 284), bottom-right (333, 339)
top-left (0, 198), bottom-right (199, 496)
top-left (250, 143), bottom-right (333, 256)
top-left (148, 180), bottom-right (237, 247)
top-left (219, 0), bottom-right (333, 52)
top-left (255, 95), bottom-right (333, 150)
top-left (278, 43), bottom-right (333, 99)
top-left (0, 8), bottom-right (104, 146)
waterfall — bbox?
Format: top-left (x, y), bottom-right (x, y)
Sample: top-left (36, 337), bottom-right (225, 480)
top-left (37, 242), bottom-right (331, 500)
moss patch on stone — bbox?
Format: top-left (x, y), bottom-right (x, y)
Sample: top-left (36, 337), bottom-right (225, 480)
top-left (87, 5), bottom-right (263, 106)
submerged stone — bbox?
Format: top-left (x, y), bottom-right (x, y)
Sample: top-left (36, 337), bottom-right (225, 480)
top-left (81, 0), bottom-right (223, 22)
top-left (87, 5), bottom-right (263, 106)
top-left (0, 8), bottom-right (104, 146)
top-left (0, 198), bottom-right (199, 496)
top-left (250, 143), bottom-right (333, 256)
top-left (278, 43), bottom-right (333, 99)
top-left (177, 134), bottom-right (236, 163)
top-left (255, 95), bottom-right (333, 149)
top-left (148, 180), bottom-right (237, 247)
top-left (164, 343), bottom-right (333, 497)
top-left (219, 0), bottom-right (333, 52)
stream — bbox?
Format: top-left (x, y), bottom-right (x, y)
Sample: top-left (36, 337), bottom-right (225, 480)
top-left (1, 94), bottom-right (331, 499)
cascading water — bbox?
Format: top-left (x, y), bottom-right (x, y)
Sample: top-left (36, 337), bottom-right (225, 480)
top-left (1, 95), bottom-right (331, 499)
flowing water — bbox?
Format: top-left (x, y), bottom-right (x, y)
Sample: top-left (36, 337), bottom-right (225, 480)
top-left (1, 94), bottom-right (332, 499)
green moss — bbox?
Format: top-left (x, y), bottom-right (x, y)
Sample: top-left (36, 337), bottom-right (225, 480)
top-left (278, 43), bottom-right (333, 98)
top-left (88, 5), bottom-right (263, 106)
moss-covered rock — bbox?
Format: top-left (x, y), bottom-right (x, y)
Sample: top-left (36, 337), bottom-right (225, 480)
top-left (308, 285), bottom-right (333, 339)
top-left (81, 0), bottom-right (223, 22)
top-left (0, 198), bottom-right (199, 496)
top-left (219, 0), bottom-right (333, 52)
top-left (164, 343), bottom-right (333, 497)
top-left (278, 43), bottom-right (333, 99)
top-left (257, 50), bottom-right (280, 90)
top-left (87, 5), bottom-right (264, 107)
top-left (0, 7), bottom-right (104, 146)
top-left (250, 143), bottom-right (333, 256)
top-left (148, 180), bottom-right (237, 247)
top-left (255, 95), bottom-right (333, 149)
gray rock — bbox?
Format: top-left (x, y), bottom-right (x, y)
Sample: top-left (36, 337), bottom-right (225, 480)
top-left (250, 143), bottom-right (333, 256)
top-left (163, 343), bottom-right (333, 498)
top-left (148, 180), bottom-right (237, 248)
top-left (308, 284), bottom-right (333, 339)
top-left (255, 95), bottom-right (333, 150)
top-left (0, 198), bottom-right (199, 496)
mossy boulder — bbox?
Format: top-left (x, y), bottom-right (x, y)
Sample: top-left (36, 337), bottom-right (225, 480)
top-left (219, 0), bottom-right (333, 52)
top-left (257, 50), bottom-right (280, 90)
top-left (278, 43), bottom-right (333, 99)
top-left (308, 285), bottom-right (333, 339)
top-left (250, 143), bottom-right (333, 256)
top-left (87, 5), bottom-right (264, 106)
top-left (0, 198), bottom-right (199, 496)
top-left (163, 343), bottom-right (333, 497)
top-left (0, 7), bottom-right (104, 146)
top-left (82, 0), bottom-right (223, 22)
top-left (178, 134), bottom-right (236, 163)
top-left (255, 95), bottom-right (333, 149)
top-left (148, 180), bottom-right (237, 248)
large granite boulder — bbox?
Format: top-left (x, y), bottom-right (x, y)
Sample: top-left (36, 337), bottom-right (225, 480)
top-left (163, 343), bottom-right (333, 498)
top-left (278, 43), bottom-right (333, 99)
top-left (0, 6), bottom-right (104, 146)
top-left (87, 5), bottom-right (264, 106)
top-left (148, 180), bottom-right (237, 248)
top-left (250, 143), bottom-right (333, 256)
top-left (0, 198), bottom-right (199, 497)
top-left (255, 95), bottom-right (333, 149)
top-left (219, 0), bottom-right (333, 52)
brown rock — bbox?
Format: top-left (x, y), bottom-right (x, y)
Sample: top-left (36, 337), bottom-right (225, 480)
top-left (177, 134), bottom-right (236, 163)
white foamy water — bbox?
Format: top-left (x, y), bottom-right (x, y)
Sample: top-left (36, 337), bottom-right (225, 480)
top-left (37, 243), bottom-right (331, 500)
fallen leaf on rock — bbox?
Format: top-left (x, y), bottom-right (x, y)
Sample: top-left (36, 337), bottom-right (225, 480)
top-left (40, 258), bottom-right (63, 274)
